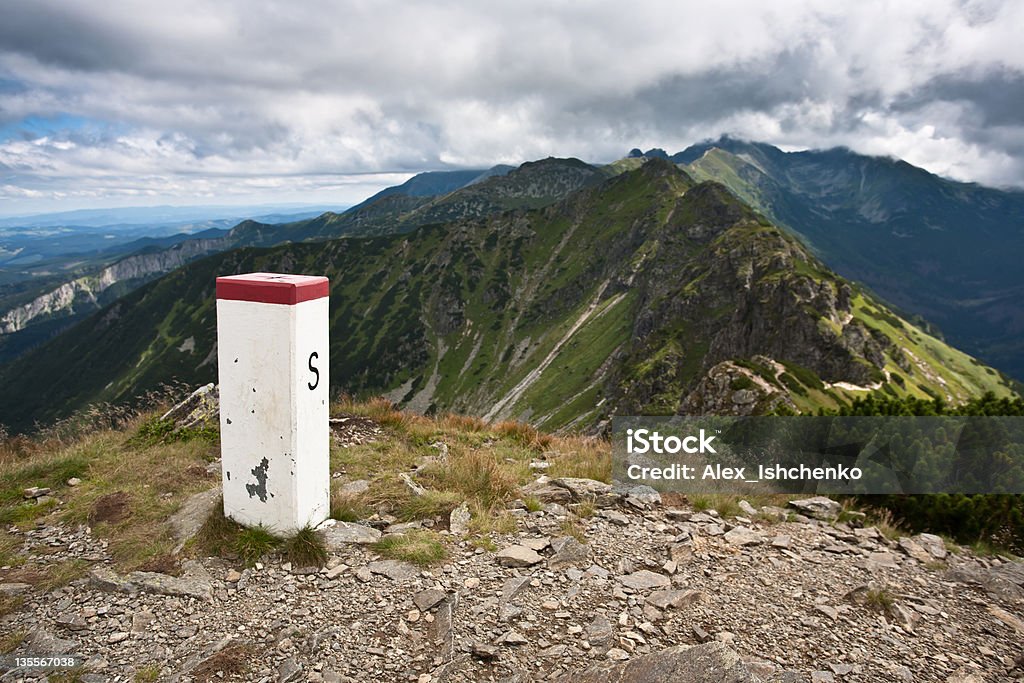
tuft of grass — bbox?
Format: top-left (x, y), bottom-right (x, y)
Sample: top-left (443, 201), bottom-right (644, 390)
top-left (193, 505), bottom-right (239, 556)
top-left (0, 629), bottom-right (26, 653)
top-left (467, 501), bottom-right (517, 536)
top-left (46, 668), bottom-right (87, 683)
top-left (373, 529), bottom-right (447, 566)
top-left (193, 506), bottom-right (282, 566)
top-left (282, 526), bottom-right (328, 569)
top-left (471, 536), bottom-right (498, 552)
top-left (493, 420), bottom-right (552, 450)
top-left (191, 644), bottom-right (256, 683)
top-left (544, 436), bottom-right (611, 482)
top-left (864, 587), bottom-right (896, 614)
top-left (559, 516), bottom-right (587, 542)
top-left (134, 664), bottom-right (162, 682)
top-left (866, 508), bottom-right (905, 541)
top-left (0, 594), bottom-right (24, 617)
top-left (523, 496), bottom-right (544, 513)
top-left (422, 447), bottom-right (522, 509)
top-left (435, 413), bottom-right (488, 433)
top-left (329, 485), bottom-right (373, 522)
top-left (396, 489), bottom-right (461, 522)
top-left (127, 416), bottom-right (218, 449)
top-left (573, 500), bottom-right (597, 518)
top-left (970, 539), bottom-right (1014, 559)
top-left (234, 526), bottom-right (280, 566)
top-left (690, 494), bottom-right (740, 518)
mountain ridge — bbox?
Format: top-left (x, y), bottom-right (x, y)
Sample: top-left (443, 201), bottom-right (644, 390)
top-left (0, 159), bottom-right (1013, 432)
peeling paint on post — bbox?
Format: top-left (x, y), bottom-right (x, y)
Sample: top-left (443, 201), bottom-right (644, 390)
top-left (216, 273), bottom-right (330, 533)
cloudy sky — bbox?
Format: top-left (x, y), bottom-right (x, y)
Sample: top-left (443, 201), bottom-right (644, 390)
top-left (1, 0), bottom-right (1023, 215)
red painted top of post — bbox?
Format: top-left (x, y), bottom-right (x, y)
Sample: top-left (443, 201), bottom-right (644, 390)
top-left (216, 273), bottom-right (329, 305)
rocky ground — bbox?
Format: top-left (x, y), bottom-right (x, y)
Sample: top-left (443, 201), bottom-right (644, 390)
top-left (2, 482), bottom-right (1023, 683)
top-left (1, 409), bottom-right (1022, 683)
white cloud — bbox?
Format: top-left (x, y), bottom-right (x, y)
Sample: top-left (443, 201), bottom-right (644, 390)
top-left (1, 0), bottom-right (1022, 212)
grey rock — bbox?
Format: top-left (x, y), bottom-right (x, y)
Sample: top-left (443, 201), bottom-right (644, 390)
top-left (647, 589), bottom-right (705, 610)
top-left (367, 560), bottom-right (419, 582)
top-left (278, 656), bottom-right (302, 683)
top-left (599, 509), bottom-right (630, 526)
top-left (618, 570), bottom-right (671, 591)
top-left (586, 614), bottom-right (614, 652)
top-left (497, 629), bottom-right (529, 645)
top-left (520, 536), bottom-right (551, 551)
top-left (551, 478), bottom-right (621, 507)
top-left (613, 483), bottom-right (661, 507)
top-left (946, 669), bottom-right (985, 683)
top-left (866, 552), bottom-right (901, 570)
top-left (547, 536), bottom-right (589, 570)
top-left (501, 576), bottom-right (533, 602)
top-left (318, 521), bottom-right (382, 548)
top-left (724, 527), bottom-right (762, 547)
top-left (168, 488), bottom-right (221, 553)
top-left (788, 497), bottom-right (842, 520)
top-left (55, 613), bottom-right (88, 631)
top-left (496, 545), bottom-right (543, 568)
top-left (413, 588), bottom-right (447, 612)
top-left (898, 537), bottom-right (933, 564)
top-left (338, 479), bottom-right (370, 497)
top-left (471, 642), bottom-right (500, 660)
top-left (161, 383), bottom-right (219, 430)
top-left (127, 568), bottom-right (213, 601)
top-left (913, 533), bottom-right (947, 560)
top-left (25, 627), bottom-right (78, 655)
top-left (519, 482), bottom-right (572, 504)
top-left (738, 500), bottom-right (759, 516)
top-left (0, 582), bottom-right (31, 596)
top-left (449, 502), bottom-right (471, 536)
top-left (89, 566), bottom-right (136, 594)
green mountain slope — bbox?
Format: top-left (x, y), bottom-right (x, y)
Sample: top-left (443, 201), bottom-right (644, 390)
top-left (0, 160), bottom-right (1014, 432)
top-left (673, 138), bottom-right (1024, 381)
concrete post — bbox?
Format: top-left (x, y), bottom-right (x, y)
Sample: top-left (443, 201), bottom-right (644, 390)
top-left (215, 272), bottom-right (330, 533)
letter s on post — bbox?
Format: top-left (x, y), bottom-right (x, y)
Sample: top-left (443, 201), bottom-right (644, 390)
top-left (308, 351), bottom-right (320, 390)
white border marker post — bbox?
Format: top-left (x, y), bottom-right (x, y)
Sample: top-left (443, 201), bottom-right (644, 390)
top-left (216, 272), bottom-right (330, 533)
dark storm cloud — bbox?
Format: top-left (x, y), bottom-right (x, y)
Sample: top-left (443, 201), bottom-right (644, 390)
top-left (895, 69), bottom-right (1024, 128)
top-left (1, 0), bottom-right (1023, 211)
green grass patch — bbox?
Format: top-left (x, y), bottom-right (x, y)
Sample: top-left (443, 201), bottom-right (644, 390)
top-left (282, 526), bottom-right (328, 569)
top-left (234, 526), bottom-right (280, 566)
top-left (372, 529), bottom-right (448, 566)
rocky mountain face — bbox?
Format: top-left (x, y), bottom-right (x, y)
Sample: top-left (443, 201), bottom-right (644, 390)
top-left (0, 160), bottom-right (1013, 431)
top-left (0, 237), bottom-right (225, 335)
top-left (674, 138), bottom-right (1024, 382)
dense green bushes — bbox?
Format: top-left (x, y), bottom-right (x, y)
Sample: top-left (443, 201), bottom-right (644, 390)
top-left (826, 392), bottom-right (1024, 552)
